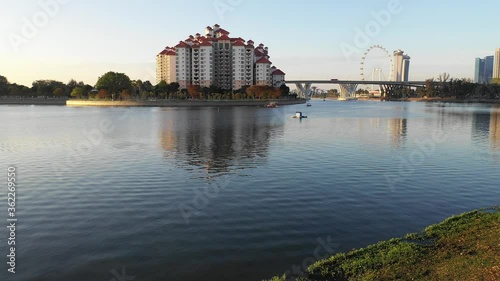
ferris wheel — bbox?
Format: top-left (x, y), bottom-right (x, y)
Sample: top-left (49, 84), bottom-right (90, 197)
top-left (360, 45), bottom-right (394, 81)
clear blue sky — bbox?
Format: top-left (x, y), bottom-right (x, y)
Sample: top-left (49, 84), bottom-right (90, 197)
top-left (0, 0), bottom-right (499, 87)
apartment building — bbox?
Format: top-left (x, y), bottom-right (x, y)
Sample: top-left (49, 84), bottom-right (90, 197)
top-left (156, 24), bottom-right (285, 90)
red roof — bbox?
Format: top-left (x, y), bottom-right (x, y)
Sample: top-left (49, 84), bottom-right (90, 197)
top-left (159, 49), bottom-right (176, 56)
top-left (217, 34), bottom-right (231, 41)
top-left (247, 40), bottom-right (254, 44)
top-left (206, 26), bottom-right (213, 30)
top-left (254, 49), bottom-right (264, 56)
top-left (175, 41), bottom-right (190, 48)
top-left (232, 41), bottom-right (246, 47)
top-left (272, 69), bottom-right (286, 75)
top-left (200, 41), bottom-right (213, 47)
top-left (256, 57), bottom-right (272, 64)
top-left (217, 28), bottom-right (230, 35)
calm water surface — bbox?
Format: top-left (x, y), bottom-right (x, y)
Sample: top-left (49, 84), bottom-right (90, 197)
top-left (0, 101), bottom-right (499, 281)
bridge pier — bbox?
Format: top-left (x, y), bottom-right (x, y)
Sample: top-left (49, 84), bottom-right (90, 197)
top-left (381, 84), bottom-right (411, 100)
top-left (339, 83), bottom-right (358, 99)
top-left (295, 83), bottom-right (312, 99)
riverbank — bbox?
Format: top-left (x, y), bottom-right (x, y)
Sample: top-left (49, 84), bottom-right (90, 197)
top-left (404, 97), bottom-right (500, 104)
top-left (312, 97), bottom-right (500, 103)
top-left (66, 99), bottom-right (306, 107)
top-left (265, 207), bottom-right (500, 281)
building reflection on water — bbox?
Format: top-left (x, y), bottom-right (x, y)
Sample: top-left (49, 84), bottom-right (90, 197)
top-left (388, 118), bottom-right (407, 148)
top-left (159, 107), bottom-right (285, 175)
top-left (490, 106), bottom-right (500, 151)
top-left (471, 105), bottom-right (500, 151)
top-left (428, 103), bottom-right (500, 152)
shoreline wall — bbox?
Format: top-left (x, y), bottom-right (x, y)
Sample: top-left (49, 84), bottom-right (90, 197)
top-left (0, 98), bottom-right (68, 105)
top-left (66, 99), bottom-right (306, 107)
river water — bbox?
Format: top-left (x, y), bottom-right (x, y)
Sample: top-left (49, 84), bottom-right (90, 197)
top-left (0, 101), bottom-right (499, 280)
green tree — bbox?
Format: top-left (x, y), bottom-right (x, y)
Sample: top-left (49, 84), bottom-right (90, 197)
top-left (209, 84), bottom-right (221, 95)
top-left (279, 84), bottom-right (290, 97)
top-left (143, 81), bottom-right (153, 92)
top-left (355, 88), bottom-right (369, 96)
top-left (201, 87), bottom-right (210, 99)
top-left (70, 86), bottom-right (85, 99)
top-left (95, 72), bottom-right (132, 100)
top-left (0, 75), bottom-right (9, 95)
top-left (327, 89), bottom-right (339, 98)
top-left (155, 80), bottom-right (169, 98)
top-left (53, 87), bottom-right (65, 97)
top-left (131, 80), bottom-right (143, 98)
top-left (6, 83), bottom-right (31, 96)
top-left (32, 80), bottom-right (66, 96)
top-left (67, 79), bottom-right (78, 94)
top-left (169, 82), bottom-right (180, 94)
top-left (425, 79), bottom-right (435, 98)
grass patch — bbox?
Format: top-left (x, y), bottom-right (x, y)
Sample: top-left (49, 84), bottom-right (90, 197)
top-left (263, 207), bottom-right (500, 281)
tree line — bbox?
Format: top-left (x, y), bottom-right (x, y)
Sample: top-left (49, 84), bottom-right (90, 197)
top-left (0, 75), bottom-right (94, 98)
top-left (0, 72), bottom-right (295, 101)
top-left (383, 73), bottom-right (500, 100)
top-left (417, 75), bottom-right (500, 100)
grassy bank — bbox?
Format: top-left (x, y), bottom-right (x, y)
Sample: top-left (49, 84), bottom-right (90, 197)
top-left (266, 207), bottom-right (499, 281)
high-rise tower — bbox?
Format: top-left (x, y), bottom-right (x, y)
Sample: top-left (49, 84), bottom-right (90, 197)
top-left (393, 50), bottom-right (410, 82)
top-left (493, 48), bottom-right (500, 79)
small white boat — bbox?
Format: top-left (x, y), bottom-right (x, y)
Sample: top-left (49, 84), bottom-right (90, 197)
top-left (292, 111), bottom-right (307, 119)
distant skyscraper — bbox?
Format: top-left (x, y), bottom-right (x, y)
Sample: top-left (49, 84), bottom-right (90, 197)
top-left (484, 56), bottom-right (494, 82)
top-left (393, 50), bottom-right (410, 81)
top-left (494, 48), bottom-right (500, 79)
top-left (474, 55), bottom-right (494, 84)
top-left (475, 58), bottom-right (485, 83)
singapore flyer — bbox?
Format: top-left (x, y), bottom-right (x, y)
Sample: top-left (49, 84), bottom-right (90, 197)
top-left (360, 45), bottom-right (394, 82)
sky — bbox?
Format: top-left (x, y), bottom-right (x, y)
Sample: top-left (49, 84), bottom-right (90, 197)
top-left (0, 0), bottom-right (499, 87)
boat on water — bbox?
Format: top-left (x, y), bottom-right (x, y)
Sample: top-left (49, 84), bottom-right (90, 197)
top-left (292, 111), bottom-right (307, 119)
top-left (264, 102), bottom-right (278, 108)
